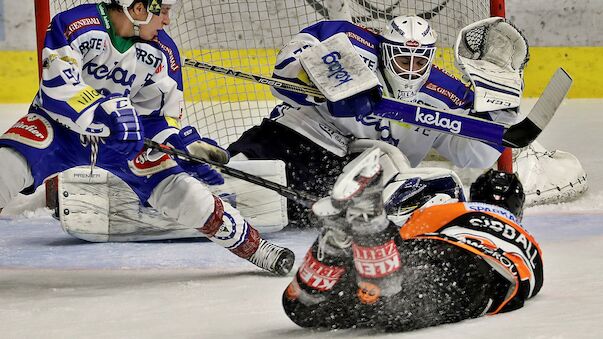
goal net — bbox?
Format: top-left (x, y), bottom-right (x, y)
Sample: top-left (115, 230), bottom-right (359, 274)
top-left (37, 0), bottom-right (588, 206)
top-left (43, 0), bottom-right (494, 145)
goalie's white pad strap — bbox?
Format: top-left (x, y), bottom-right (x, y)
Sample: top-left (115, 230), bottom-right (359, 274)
top-left (300, 32), bottom-right (379, 102)
top-left (455, 17), bottom-right (528, 112)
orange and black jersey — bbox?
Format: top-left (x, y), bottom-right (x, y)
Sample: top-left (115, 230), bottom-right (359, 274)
top-left (401, 202), bottom-right (544, 314)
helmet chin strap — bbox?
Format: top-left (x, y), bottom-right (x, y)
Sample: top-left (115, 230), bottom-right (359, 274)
top-left (383, 68), bottom-right (426, 102)
top-left (121, 6), bottom-right (153, 37)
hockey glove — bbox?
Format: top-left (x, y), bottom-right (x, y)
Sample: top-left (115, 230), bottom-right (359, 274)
top-left (93, 95), bottom-right (144, 159)
top-left (327, 85), bottom-right (382, 119)
top-left (166, 126), bottom-right (229, 185)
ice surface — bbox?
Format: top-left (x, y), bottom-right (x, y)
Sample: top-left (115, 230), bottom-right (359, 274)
top-left (1, 100), bottom-right (603, 338)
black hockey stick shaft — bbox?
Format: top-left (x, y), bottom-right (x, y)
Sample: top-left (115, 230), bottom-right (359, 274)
top-left (183, 58), bottom-right (324, 97)
top-left (143, 139), bottom-right (319, 208)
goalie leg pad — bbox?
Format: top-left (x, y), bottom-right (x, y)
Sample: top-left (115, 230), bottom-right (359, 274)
top-left (57, 159), bottom-right (289, 242)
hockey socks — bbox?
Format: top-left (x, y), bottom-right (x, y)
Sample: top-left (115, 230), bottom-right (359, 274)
top-left (285, 197), bottom-right (351, 305)
top-left (199, 195), bottom-right (294, 276)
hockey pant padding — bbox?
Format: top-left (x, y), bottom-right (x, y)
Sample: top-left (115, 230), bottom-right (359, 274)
top-left (0, 147), bottom-right (34, 208)
top-left (148, 173), bottom-right (258, 257)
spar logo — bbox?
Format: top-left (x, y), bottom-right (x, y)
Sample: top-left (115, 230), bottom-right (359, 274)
top-left (321, 51), bottom-right (353, 87)
top-left (415, 109), bottom-right (462, 134)
top-left (0, 114), bottom-right (53, 149)
top-left (128, 148), bottom-right (177, 177)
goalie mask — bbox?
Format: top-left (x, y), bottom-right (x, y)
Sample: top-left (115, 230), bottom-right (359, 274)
top-left (381, 16), bottom-right (437, 100)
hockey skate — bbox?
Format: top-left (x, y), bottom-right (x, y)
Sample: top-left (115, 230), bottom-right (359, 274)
top-left (247, 239), bottom-right (295, 276)
top-left (312, 197), bottom-right (352, 261)
top-left (331, 147), bottom-right (389, 235)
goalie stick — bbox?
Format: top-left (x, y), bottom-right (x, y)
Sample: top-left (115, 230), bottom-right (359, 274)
top-left (143, 139), bottom-right (319, 208)
top-left (184, 58), bottom-right (572, 148)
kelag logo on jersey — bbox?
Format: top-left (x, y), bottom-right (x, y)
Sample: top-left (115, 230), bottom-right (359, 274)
top-left (82, 60), bottom-right (137, 88)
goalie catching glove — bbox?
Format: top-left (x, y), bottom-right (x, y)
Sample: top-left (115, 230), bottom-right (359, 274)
top-left (455, 17), bottom-right (529, 112)
top-left (91, 95), bottom-right (144, 159)
top-left (165, 126), bottom-right (230, 185)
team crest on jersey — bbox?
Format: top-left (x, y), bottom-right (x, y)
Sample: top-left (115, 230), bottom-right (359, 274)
top-left (0, 114), bottom-right (53, 149)
top-left (128, 148), bottom-right (177, 177)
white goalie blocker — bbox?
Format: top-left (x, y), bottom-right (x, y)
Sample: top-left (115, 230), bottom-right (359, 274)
top-left (57, 160), bottom-right (288, 242)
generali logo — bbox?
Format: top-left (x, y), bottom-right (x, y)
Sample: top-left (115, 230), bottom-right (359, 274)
top-left (65, 17), bottom-right (101, 38)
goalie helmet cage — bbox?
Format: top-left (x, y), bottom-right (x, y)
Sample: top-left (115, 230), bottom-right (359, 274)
top-left (33, 0), bottom-right (511, 208)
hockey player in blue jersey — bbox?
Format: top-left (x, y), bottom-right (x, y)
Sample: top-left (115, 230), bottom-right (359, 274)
top-left (228, 15), bottom-right (528, 226)
top-left (0, 0), bottom-right (294, 275)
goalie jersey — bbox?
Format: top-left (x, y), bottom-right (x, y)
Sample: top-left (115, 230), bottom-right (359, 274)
top-left (35, 3), bottom-right (183, 142)
top-left (270, 20), bottom-right (518, 168)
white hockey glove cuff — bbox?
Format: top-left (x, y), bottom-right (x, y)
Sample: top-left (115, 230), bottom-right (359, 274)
top-left (455, 17), bottom-right (529, 112)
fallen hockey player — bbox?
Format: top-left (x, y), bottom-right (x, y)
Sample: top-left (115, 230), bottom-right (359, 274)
top-left (282, 147), bottom-right (543, 331)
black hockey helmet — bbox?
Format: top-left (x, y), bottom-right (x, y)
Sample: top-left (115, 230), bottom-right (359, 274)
top-left (470, 169), bottom-right (525, 219)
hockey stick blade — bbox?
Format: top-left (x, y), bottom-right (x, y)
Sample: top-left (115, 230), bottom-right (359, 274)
top-left (143, 139), bottom-right (319, 208)
top-left (502, 68), bottom-right (572, 148)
